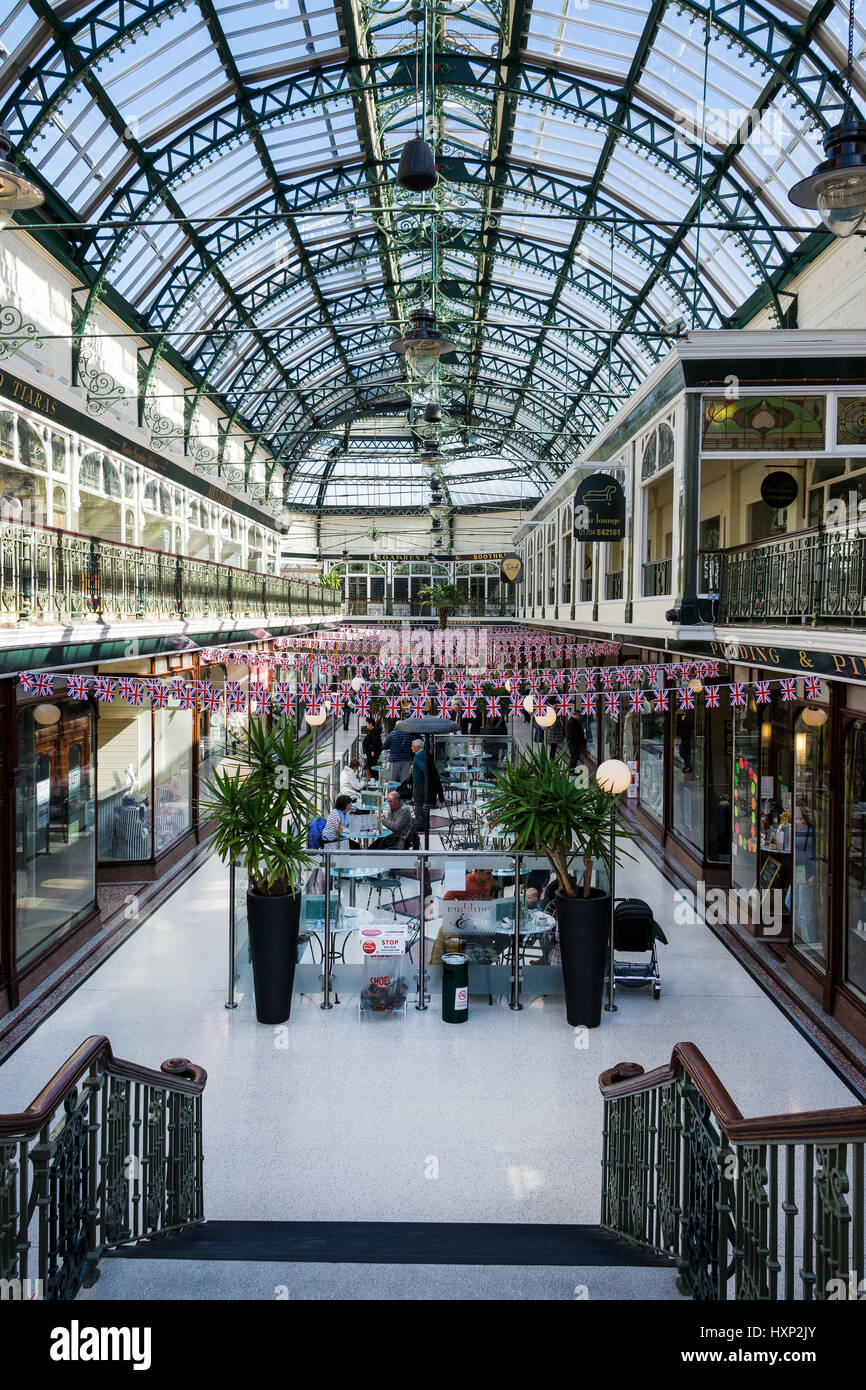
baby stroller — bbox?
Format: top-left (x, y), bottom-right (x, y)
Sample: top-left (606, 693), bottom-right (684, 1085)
top-left (609, 898), bottom-right (666, 1001)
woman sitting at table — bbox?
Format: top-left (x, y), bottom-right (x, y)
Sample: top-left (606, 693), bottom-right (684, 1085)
top-left (339, 758), bottom-right (364, 804)
top-left (321, 795), bottom-right (358, 848)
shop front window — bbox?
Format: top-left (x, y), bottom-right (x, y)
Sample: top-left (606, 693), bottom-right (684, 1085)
top-left (671, 694), bottom-right (704, 855)
top-left (199, 663), bottom-right (228, 786)
top-left (793, 710), bottom-right (830, 968)
top-left (731, 699), bottom-right (760, 894)
top-left (97, 681), bottom-right (152, 862)
top-left (154, 697), bottom-right (193, 855)
top-left (638, 669), bottom-right (665, 826)
top-left (705, 698), bottom-right (732, 864)
top-left (844, 722), bottom-right (866, 997)
top-left (16, 699), bottom-right (96, 968)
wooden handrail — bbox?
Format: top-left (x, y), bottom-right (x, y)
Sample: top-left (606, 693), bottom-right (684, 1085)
top-left (599, 1042), bottom-right (866, 1144)
top-left (0, 1034), bottom-right (207, 1140)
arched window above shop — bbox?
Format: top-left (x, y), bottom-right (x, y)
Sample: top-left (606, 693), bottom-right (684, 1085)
top-left (79, 451), bottom-right (102, 490)
top-left (102, 459), bottom-right (121, 498)
top-left (19, 421), bottom-right (47, 471)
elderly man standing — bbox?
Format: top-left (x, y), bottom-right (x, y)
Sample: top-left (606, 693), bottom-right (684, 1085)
top-left (410, 737), bottom-right (428, 832)
top-left (371, 789), bottom-right (414, 849)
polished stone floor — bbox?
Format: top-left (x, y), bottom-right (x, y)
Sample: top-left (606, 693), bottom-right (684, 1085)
top-left (0, 825), bottom-right (856, 1234)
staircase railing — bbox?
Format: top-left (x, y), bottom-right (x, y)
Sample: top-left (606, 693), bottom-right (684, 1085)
top-left (599, 1043), bottom-right (866, 1301)
top-left (0, 1035), bottom-right (206, 1301)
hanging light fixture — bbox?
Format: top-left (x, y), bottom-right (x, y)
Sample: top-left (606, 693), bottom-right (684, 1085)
top-left (397, 136), bottom-right (438, 192)
top-left (788, 0), bottom-right (866, 236)
top-left (420, 438), bottom-right (447, 468)
top-left (423, 402), bottom-right (442, 423)
top-left (801, 706), bottom-right (829, 727)
top-left (0, 129), bottom-right (44, 228)
top-left (392, 308), bottom-right (455, 380)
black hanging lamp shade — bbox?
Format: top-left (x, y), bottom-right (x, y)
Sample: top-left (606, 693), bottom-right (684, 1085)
top-left (423, 402), bottom-right (442, 423)
top-left (397, 136), bottom-right (438, 192)
top-left (788, 118), bottom-right (866, 238)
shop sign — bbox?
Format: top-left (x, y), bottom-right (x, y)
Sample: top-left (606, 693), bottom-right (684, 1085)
top-left (68, 766), bottom-right (81, 797)
top-left (36, 777), bottom-right (50, 829)
top-left (674, 639), bottom-right (866, 682)
top-left (499, 554), bottom-right (523, 585)
top-left (359, 926), bottom-right (408, 1013)
top-left (573, 472), bottom-right (626, 542)
top-left (760, 471), bottom-right (799, 509)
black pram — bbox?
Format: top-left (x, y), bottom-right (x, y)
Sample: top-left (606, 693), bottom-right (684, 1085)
top-left (609, 897), bottom-right (666, 1001)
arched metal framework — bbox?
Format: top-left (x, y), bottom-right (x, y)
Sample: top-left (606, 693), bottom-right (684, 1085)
top-left (0, 0), bottom-right (862, 512)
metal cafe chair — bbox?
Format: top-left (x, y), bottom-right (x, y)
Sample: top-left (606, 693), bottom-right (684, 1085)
top-left (365, 867), bottom-right (408, 915)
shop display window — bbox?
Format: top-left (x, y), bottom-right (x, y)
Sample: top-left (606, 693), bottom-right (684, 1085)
top-left (792, 710), bottom-right (830, 967)
top-left (16, 698), bottom-right (96, 967)
top-left (844, 722), bottom-right (866, 997)
top-left (638, 669), bottom-right (665, 826)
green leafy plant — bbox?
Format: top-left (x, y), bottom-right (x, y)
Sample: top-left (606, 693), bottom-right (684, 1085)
top-left (417, 580), bottom-right (463, 629)
top-left (486, 745), bottom-right (632, 898)
top-left (198, 720), bottom-right (318, 896)
top-left (319, 568), bottom-right (343, 590)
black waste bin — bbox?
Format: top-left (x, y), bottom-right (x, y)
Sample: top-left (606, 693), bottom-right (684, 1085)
top-left (442, 953), bottom-right (469, 1023)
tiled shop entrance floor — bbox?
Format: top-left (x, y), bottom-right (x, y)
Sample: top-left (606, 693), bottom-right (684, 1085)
top-left (0, 846), bottom-right (856, 1227)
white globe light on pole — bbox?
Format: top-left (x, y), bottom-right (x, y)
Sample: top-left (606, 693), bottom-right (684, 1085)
top-left (305, 707), bottom-right (328, 726)
top-left (534, 706), bottom-right (557, 728)
top-left (522, 694), bottom-right (535, 713)
top-left (350, 675), bottom-right (365, 692)
top-left (596, 758), bottom-right (632, 795)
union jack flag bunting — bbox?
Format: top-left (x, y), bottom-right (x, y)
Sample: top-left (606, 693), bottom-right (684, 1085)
top-left (628, 690), bottom-right (643, 715)
top-left (645, 665), bottom-right (660, 685)
top-left (66, 674), bottom-right (89, 701)
top-left (385, 696), bottom-right (401, 719)
top-left (118, 678), bottom-right (144, 707)
top-left (250, 681), bottom-right (269, 709)
top-left (566, 669), bottom-right (581, 692)
top-left (434, 681), bottom-right (449, 700)
top-left (508, 690), bottom-right (523, 717)
top-left (297, 681), bottom-right (313, 701)
top-left (329, 690), bottom-right (345, 715)
top-left (526, 674), bottom-right (540, 695)
top-left (398, 681), bottom-right (411, 699)
top-left (653, 688), bottom-right (670, 712)
top-left (599, 669), bottom-right (614, 691)
top-left (175, 683), bottom-right (197, 710)
top-left (201, 684), bottom-right (222, 713)
top-left (556, 693), bottom-right (572, 717)
top-left (470, 677), bottom-right (484, 697)
top-left (437, 698), bottom-right (451, 719)
top-left (604, 691), bottom-right (619, 716)
top-left (355, 693), bottom-right (371, 719)
top-left (409, 696), bottom-right (425, 718)
top-left (93, 676), bottom-right (115, 703)
top-left (226, 682), bottom-right (246, 713)
top-left (272, 685), bottom-right (290, 714)
top-left (665, 664), bottom-right (681, 681)
top-left (583, 669), bottom-right (596, 691)
top-left (18, 671), bottom-right (39, 693)
top-left (706, 660), bottom-right (720, 678)
top-left (545, 670), bottom-right (559, 691)
top-left (729, 682), bottom-right (746, 706)
top-left (580, 693), bottom-right (596, 717)
top-left (485, 696), bottom-right (500, 718)
top-left (461, 696), bottom-right (477, 718)
top-left (804, 675), bottom-right (822, 700)
top-left (678, 686), bottom-right (695, 710)
top-left (32, 672), bottom-right (56, 697)
top-left (704, 685), bottom-right (720, 708)
top-left (754, 680), bottom-right (772, 704)
top-left (779, 678), bottom-right (797, 701)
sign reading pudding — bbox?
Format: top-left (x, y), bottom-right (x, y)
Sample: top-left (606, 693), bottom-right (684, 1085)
top-left (500, 554), bottom-right (523, 585)
top-left (573, 472), bottom-right (626, 542)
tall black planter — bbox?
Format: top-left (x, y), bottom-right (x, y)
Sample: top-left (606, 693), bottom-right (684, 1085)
top-left (556, 887), bottom-right (610, 1028)
top-left (247, 889), bottom-right (301, 1024)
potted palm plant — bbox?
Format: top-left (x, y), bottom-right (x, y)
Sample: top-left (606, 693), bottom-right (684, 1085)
top-left (417, 580), bottom-right (463, 629)
top-left (199, 720), bottom-right (317, 1024)
top-left (486, 745), bottom-right (630, 1027)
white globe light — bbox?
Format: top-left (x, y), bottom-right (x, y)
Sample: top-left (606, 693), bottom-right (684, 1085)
top-left (596, 758), bottom-right (632, 795)
top-left (688, 677), bottom-right (703, 693)
top-left (33, 702), bottom-right (61, 726)
top-left (522, 694), bottom-right (535, 713)
top-left (800, 706), bottom-right (828, 728)
top-left (534, 706), bottom-right (556, 728)
top-left (305, 707), bottom-right (327, 726)
top-left (350, 676), bottom-right (364, 692)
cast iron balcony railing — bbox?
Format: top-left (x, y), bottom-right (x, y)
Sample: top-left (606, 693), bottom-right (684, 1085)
top-left (605, 570), bottom-right (624, 601)
top-left (600, 1043), bottom-right (866, 1300)
top-left (642, 557), bottom-right (672, 598)
top-left (0, 523), bottom-right (341, 627)
top-left (0, 1035), bottom-right (206, 1301)
top-left (714, 527), bottom-right (866, 626)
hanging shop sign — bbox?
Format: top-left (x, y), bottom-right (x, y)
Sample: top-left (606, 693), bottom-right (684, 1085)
top-left (499, 554), bottom-right (523, 585)
top-left (573, 472), bottom-right (626, 542)
top-left (760, 471), bottom-right (799, 509)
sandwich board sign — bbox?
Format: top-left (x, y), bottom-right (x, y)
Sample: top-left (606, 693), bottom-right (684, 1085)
top-left (573, 472), bottom-right (626, 542)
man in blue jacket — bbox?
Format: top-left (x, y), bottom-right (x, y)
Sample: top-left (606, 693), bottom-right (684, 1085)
top-left (381, 726), bottom-right (414, 785)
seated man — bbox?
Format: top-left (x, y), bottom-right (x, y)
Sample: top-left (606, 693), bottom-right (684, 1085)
top-left (371, 789), bottom-right (414, 849)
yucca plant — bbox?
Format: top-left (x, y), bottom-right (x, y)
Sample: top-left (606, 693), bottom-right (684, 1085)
top-left (417, 580), bottom-right (463, 629)
top-left (486, 745), bottom-right (632, 898)
top-left (198, 719), bottom-right (318, 896)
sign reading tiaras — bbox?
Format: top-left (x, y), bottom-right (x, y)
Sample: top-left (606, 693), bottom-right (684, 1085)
top-left (499, 554), bottom-right (523, 585)
top-left (573, 472), bottom-right (626, 542)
